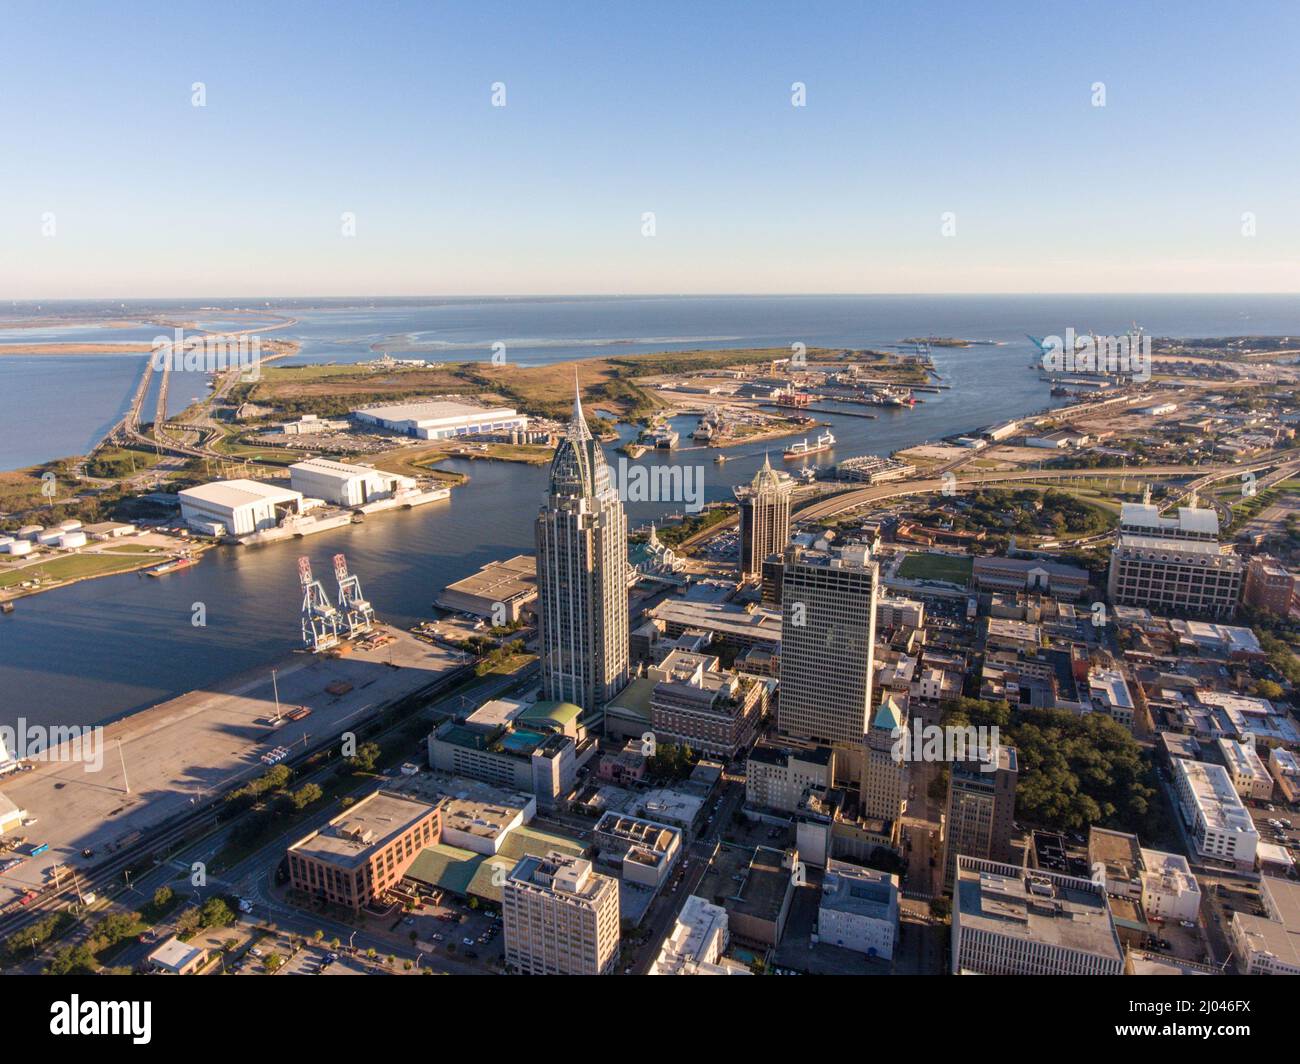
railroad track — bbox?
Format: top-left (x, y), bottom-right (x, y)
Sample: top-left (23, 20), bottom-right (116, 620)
top-left (0, 660), bottom-right (482, 949)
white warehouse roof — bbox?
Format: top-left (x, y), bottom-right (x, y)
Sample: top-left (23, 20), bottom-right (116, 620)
top-left (355, 400), bottom-right (517, 426)
top-left (289, 458), bottom-right (386, 482)
top-left (179, 479), bottom-right (303, 510)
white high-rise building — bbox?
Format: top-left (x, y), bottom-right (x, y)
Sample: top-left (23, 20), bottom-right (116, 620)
top-left (1106, 500), bottom-right (1242, 618)
top-left (503, 851), bottom-right (620, 975)
top-left (536, 383), bottom-right (630, 712)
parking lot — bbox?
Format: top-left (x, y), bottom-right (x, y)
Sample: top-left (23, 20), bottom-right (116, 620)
top-left (1249, 800), bottom-right (1300, 869)
top-left (402, 897), bottom-right (502, 967)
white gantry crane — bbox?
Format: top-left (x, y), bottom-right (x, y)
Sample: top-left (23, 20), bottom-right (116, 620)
top-left (299, 555), bottom-right (340, 652)
top-left (333, 552), bottom-right (375, 638)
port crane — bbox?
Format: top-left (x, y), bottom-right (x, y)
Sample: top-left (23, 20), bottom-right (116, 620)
top-left (333, 553), bottom-right (375, 638)
top-left (299, 556), bottom-right (340, 652)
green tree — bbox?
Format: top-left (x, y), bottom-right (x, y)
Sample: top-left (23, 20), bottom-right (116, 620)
top-left (44, 943), bottom-right (99, 975)
top-left (174, 908), bottom-right (201, 937)
top-left (290, 782), bottom-right (324, 811)
top-left (1254, 679), bottom-right (1285, 701)
top-left (347, 742), bottom-right (382, 773)
top-left (199, 897), bottom-right (236, 929)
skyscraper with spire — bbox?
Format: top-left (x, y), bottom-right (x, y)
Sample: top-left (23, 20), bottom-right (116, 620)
top-left (734, 455), bottom-right (793, 578)
top-left (535, 380), bottom-right (630, 711)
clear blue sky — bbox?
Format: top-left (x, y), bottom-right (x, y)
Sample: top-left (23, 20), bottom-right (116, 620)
top-left (3, 0), bottom-right (1297, 297)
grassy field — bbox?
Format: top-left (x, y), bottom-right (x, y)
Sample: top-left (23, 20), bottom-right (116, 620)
top-left (232, 345), bottom-right (929, 423)
top-left (0, 551), bottom-right (155, 589)
top-left (365, 446), bottom-right (469, 484)
top-left (897, 552), bottom-right (974, 584)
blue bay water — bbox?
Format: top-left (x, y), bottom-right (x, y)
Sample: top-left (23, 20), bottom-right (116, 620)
top-left (3, 293), bottom-right (1300, 727)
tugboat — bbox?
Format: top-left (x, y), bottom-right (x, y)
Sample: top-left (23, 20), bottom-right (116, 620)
top-left (783, 431), bottom-right (836, 459)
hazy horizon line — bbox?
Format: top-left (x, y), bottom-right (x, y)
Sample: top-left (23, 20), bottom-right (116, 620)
top-left (8, 290), bottom-right (1300, 304)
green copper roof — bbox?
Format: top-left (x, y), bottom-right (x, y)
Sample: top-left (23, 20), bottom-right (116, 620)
top-left (517, 700), bottom-right (584, 727)
top-left (872, 698), bottom-right (903, 732)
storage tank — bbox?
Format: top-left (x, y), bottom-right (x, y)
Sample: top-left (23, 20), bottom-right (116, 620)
top-left (6, 540), bottom-right (33, 556)
top-left (57, 519), bottom-right (83, 532)
top-left (58, 531), bottom-right (88, 549)
top-left (37, 530), bottom-right (63, 546)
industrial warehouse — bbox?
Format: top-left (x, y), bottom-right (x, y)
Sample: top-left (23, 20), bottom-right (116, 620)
top-left (287, 458), bottom-right (416, 507)
top-left (178, 460), bottom-right (446, 540)
top-left (353, 399), bottom-right (529, 439)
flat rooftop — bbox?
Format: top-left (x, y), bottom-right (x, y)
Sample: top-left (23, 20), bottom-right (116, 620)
top-left (1175, 759), bottom-right (1258, 838)
top-left (465, 697), bottom-right (528, 729)
top-left (732, 846), bottom-right (794, 921)
top-left (149, 937), bottom-right (207, 971)
top-left (955, 858), bottom-right (1121, 960)
top-left (510, 851), bottom-right (613, 901)
top-left (356, 400), bottom-right (514, 423)
top-left (0, 627), bottom-right (462, 908)
top-left (595, 811), bottom-right (681, 857)
top-left (1119, 503), bottom-right (1220, 537)
top-left (439, 554), bottom-right (537, 605)
top-left (821, 860), bottom-right (898, 921)
top-left (289, 790), bottom-right (440, 869)
top-left (1234, 875), bottom-right (1300, 970)
top-left (441, 796), bottom-right (525, 841)
top-left (647, 599), bottom-right (781, 644)
top-left (178, 479), bottom-right (302, 508)
top-left (748, 742), bottom-right (833, 769)
top-left (1114, 534), bottom-right (1238, 559)
top-left (1217, 738), bottom-right (1270, 782)
top-left (1088, 827), bottom-right (1141, 880)
top-left (289, 457), bottom-right (381, 479)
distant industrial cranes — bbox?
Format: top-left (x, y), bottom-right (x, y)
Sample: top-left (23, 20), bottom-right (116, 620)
top-left (333, 553), bottom-right (375, 639)
top-left (298, 553), bottom-right (376, 652)
top-left (299, 556), bottom-right (340, 652)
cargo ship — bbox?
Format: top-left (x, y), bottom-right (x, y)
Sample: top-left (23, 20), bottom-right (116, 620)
top-left (877, 386), bottom-right (916, 407)
top-left (146, 555), bottom-right (197, 577)
top-left (783, 431), bottom-right (836, 459)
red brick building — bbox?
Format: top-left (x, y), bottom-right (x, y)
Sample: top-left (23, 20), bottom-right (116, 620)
top-left (287, 790), bottom-right (442, 911)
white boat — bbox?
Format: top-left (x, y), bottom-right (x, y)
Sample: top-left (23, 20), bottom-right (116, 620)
top-left (783, 431), bottom-right (836, 459)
